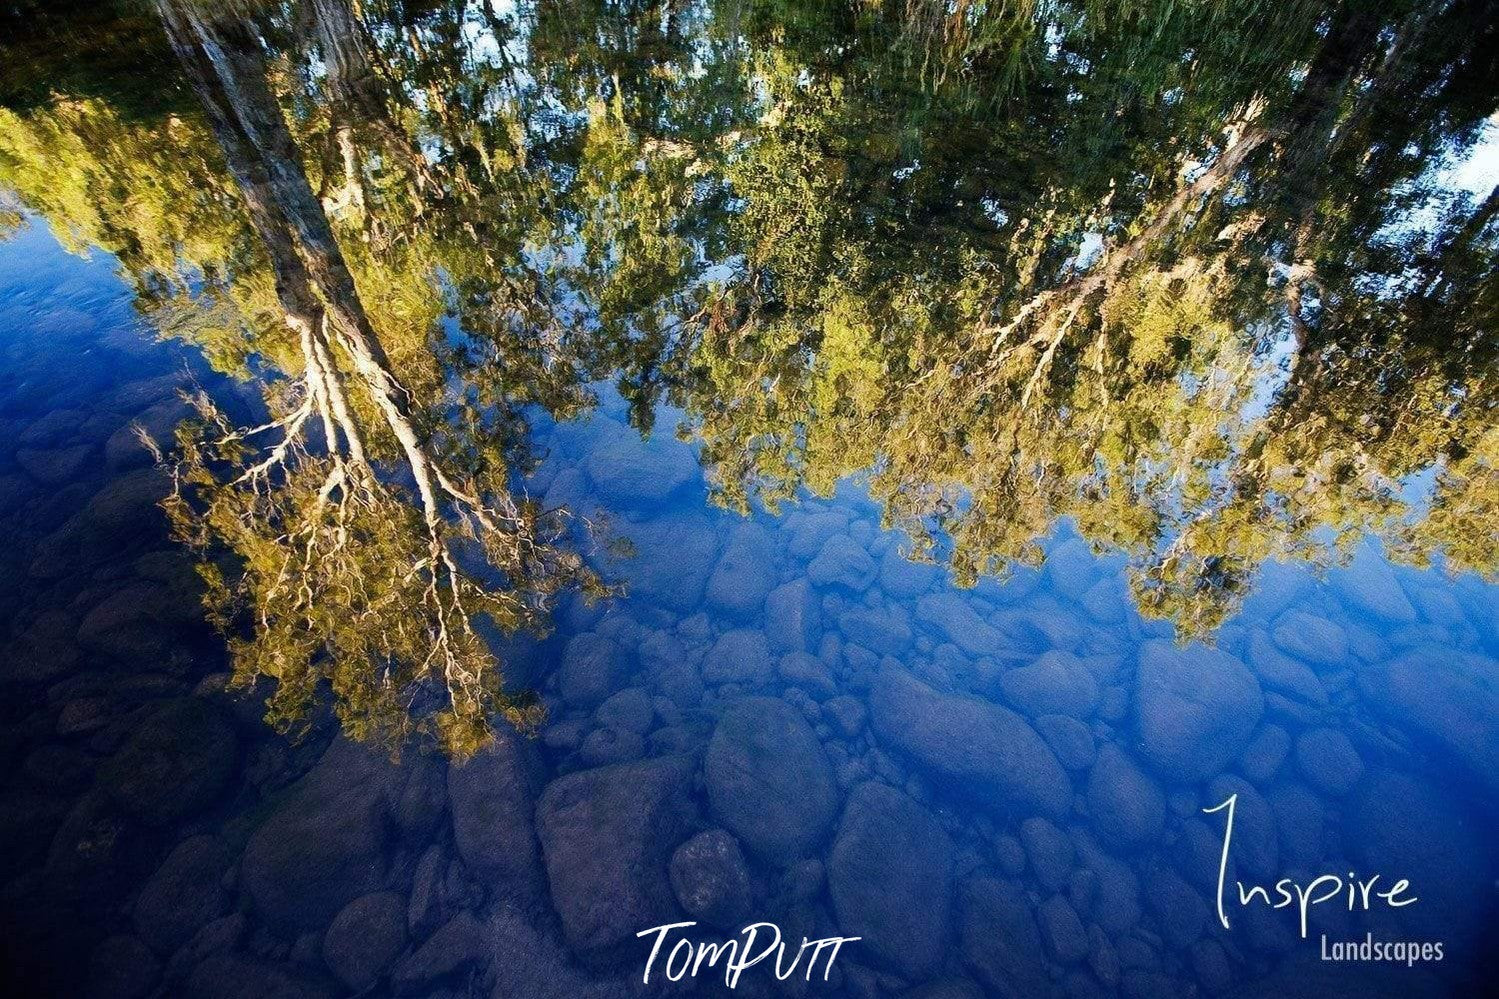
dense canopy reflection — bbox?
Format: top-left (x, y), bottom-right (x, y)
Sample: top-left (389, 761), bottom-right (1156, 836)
top-left (2, 0), bottom-right (1496, 747)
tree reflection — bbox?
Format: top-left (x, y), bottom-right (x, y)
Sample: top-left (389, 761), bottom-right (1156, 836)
top-left (0, 0), bottom-right (1494, 749)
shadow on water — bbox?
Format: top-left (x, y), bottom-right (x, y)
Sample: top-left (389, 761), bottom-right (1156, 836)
top-left (0, 0), bottom-right (1497, 996)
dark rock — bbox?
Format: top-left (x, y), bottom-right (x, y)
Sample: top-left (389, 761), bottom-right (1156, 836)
top-left (536, 755), bottom-right (696, 955)
top-left (1246, 633), bottom-right (1329, 708)
top-left (559, 633), bottom-right (627, 708)
top-left (578, 726), bottom-right (645, 766)
top-left (1238, 724), bottom-right (1291, 785)
top-left (808, 535), bottom-right (876, 591)
top-left (999, 651), bottom-right (1101, 718)
top-left (2, 610), bottom-right (80, 683)
top-left (1086, 744), bottom-right (1165, 848)
top-left (87, 934), bottom-right (160, 999)
top-left (134, 836), bottom-right (231, 954)
top-left (1020, 817), bottom-right (1075, 891)
top-left (778, 652), bottom-right (837, 699)
top-left (241, 739), bottom-right (415, 930)
top-left (1270, 611), bottom-right (1348, 668)
top-left (1141, 861), bottom-right (1207, 949)
top-left (99, 698), bottom-right (236, 826)
top-left (706, 523), bottom-right (778, 616)
top-left (595, 687), bottom-right (654, 734)
top-left (447, 730), bottom-right (544, 900)
top-left (823, 695), bottom-right (867, 737)
top-left (828, 782), bottom-right (954, 978)
top-left (1035, 714), bottom-right (1096, 770)
top-left (17, 443), bottom-right (93, 484)
top-left (619, 515), bottom-right (718, 612)
top-left (871, 665), bottom-right (1070, 818)
top-left (705, 697), bottom-right (838, 862)
top-left (668, 829), bottom-right (753, 929)
top-left (838, 604), bottom-right (913, 655)
top-left (702, 628), bottom-right (773, 685)
top-left (1136, 640), bottom-right (1262, 782)
top-left (959, 878), bottom-right (1052, 998)
top-left (323, 891), bottom-right (408, 992)
top-left (915, 594), bottom-right (1007, 657)
top-left (1293, 727), bottom-right (1363, 796)
top-left (765, 579), bottom-right (821, 655)
top-left (1038, 894), bottom-right (1089, 963)
top-left (183, 953), bottom-right (337, 999)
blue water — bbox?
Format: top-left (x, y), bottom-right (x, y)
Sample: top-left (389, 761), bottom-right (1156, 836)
top-left (0, 217), bottom-right (1495, 998)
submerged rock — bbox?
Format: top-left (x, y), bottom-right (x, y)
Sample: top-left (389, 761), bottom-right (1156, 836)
top-left (133, 835), bottom-right (231, 955)
top-left (584, 421), bottom-right (697, 507)
top-left (668, 829), bottom-right (753, 929)
top-left (559, 632), bottom-right (627, 708)
top-left (447, 730), bottom-right (543, 901)
top-left (1085, 744), bottom-right (1165, 849)
top-left (870, 665), bottom-right (1071, 818)
top-left (240, 739), bottom-right (424, 930)
top-left (618, 515), bottom-right (718, 612)
top-left (705, 697), bottom-right (838, 861)
top-left (765, 578), bottom-right (821, 655)
top-left (807, 534), bottom-right (876, 591)
top-left (1135, 640), bottom-right (1262, 783)
top-left (536, 755), bottom-right (696, 955)
top-left (915, 593), bottom-right (1009, 657)
top-left (98, 698), bottom-right (236, 826)
top-left (322, 891), bottom-right (407, 992)
top-left (706, 523), bottom-right (778, 616)
top-left (702, 628), bottom-right (774, 685)
top-left (958, 878), bottom-right (1052, 997)
top-left (829, 781), bottom-right (955, 978)
top-left (999, 651), bottom-right (1101, 719)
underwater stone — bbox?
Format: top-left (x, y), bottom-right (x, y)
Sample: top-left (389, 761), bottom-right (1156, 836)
top-left (829, 781), bottom-right (954, 978)
top-left (322, 891), bottom-right (407, 992)
top-left (1085, 743), bottom-right (1165, 849)
top-left (706, 522), bottom-right (778, 617)
top-left (447, 729), bottom-right (544, 899)
top-left (1136, 640), bottom-right (1262, 783)
top-left (536, 755), bottom-right (696, 955)
top-left (1270, 610), bottom-right (1349, 668)
top-left (999, 650), bottom-right (1102, 719)
top-left (669, 829), bottom-right (752, 929)
top-left (133, 835), bottom-right (231, 955)
top-left (878, 545), bottom-right (940, 598)
top-left (558, 632), bottom-right (627, 708)
top-left (1293, 727), bottom-right (1363, 796)
top-left (870, 664), bottom-right (1071, 819)
top-left (1035, 714), bottom-right (1097, 771)
top-left (808, 534), bottom-right (877, 591)
top-left (99, 698), bottom-right (236, 826)
top-left (702, 628), bottom-right (773, 685)
top-left (914, 593), bottom-right (1009, 657)
top-left (705, 697), bottom-right (838, 862)
top-left (958, 878), bottom-right (1050, 998)
top-left (765, 578), bottom-right (821, 655)
top-left (583, 421), bottom-right (697, 506)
